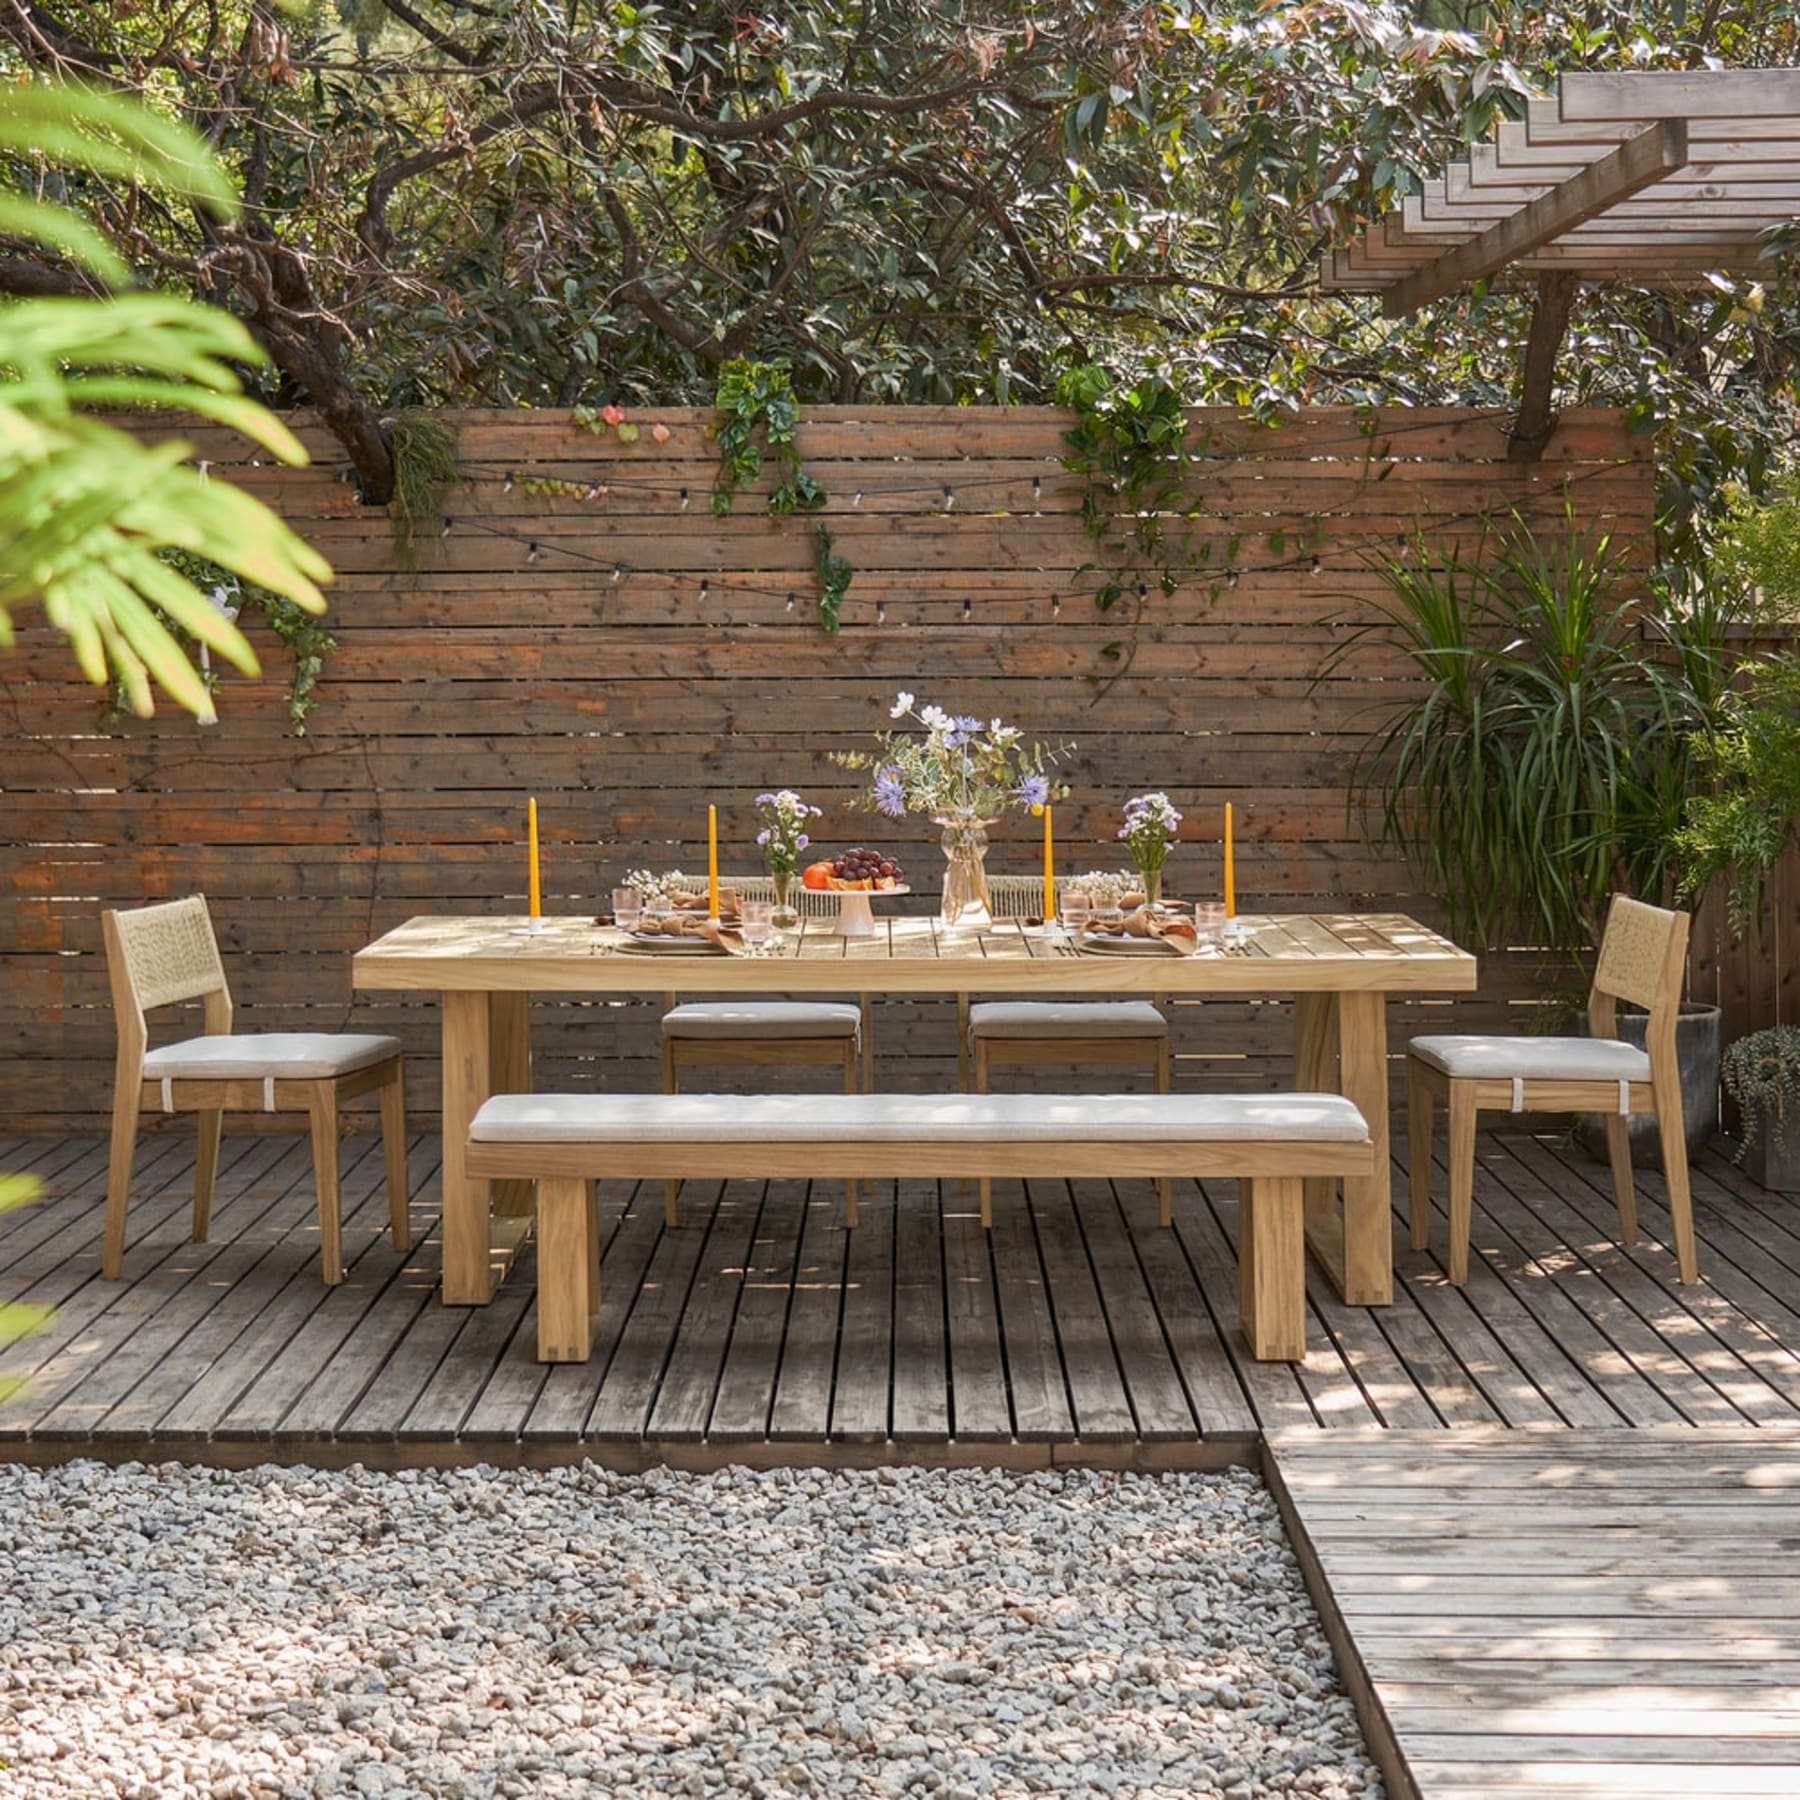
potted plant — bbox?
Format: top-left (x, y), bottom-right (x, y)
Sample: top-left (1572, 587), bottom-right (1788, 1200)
top-left (1331, 510), bottom-right (1729, 1156)
top-left (1721, 1026), bottom-right (1800, 1191)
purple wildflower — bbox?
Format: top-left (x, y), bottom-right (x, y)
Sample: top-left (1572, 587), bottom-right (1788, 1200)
top-left (874, 766), bottom-right (906, 818)
top-left (1017, 772), bottom-right (1050, 810)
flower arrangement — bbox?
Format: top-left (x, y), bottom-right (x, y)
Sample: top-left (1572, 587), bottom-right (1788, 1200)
top-left (1067, 869), bottom-right (1130, 906)
top-left (622, 867), bottom-right (685, 906)
top-left (835, 692), bottom-right (1070, 821)
top-left (753, 789), bottom-right (820, 878)
top-left (1118, 792), bottom-right (1182, 878)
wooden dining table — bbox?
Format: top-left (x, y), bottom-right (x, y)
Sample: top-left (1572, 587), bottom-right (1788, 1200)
top-left (353, 911), bottom-right (1476, 1309)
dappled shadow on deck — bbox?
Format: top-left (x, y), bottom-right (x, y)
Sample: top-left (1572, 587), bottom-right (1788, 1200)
top-left (3, 1126), bottom-right (1800, 1462)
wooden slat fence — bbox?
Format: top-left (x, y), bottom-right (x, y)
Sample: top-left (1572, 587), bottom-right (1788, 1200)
top-left (0, 404), bottom-right (1668, 1127)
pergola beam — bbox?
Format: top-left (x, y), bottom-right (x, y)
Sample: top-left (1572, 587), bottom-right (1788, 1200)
top-left (1561, 69), bottom-right (1800, 121)
top-left (1383, 118), bottom-right (1689, 315)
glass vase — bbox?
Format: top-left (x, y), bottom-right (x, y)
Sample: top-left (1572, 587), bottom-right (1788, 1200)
top-left (770, 866), bottom-right (799, 930)
top-left (936, 813), bottom-right (996, 931)
top-left (1139, 866), bottom-right (1163, 909)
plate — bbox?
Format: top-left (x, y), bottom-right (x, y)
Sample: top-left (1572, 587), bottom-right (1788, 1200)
top-left (1080, 934), bottom-right (1183, 956)
top-left (621, 933), bottom-right (730, 955)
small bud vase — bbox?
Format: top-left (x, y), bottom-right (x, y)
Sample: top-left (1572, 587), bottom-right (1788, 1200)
top-left (770, 867), bottom-right (799, 929)
top-left (936, 813), bottom-right (997, 931)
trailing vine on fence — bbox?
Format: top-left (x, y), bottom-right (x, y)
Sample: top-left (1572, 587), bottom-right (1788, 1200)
top-left (104, 551), bottom-right (337, 734)
top-left (386, 408), bottom-right (460, 570)
top-left (1055, 363), bottom-right (1213, 689)
top-left (711, 358), bottom-right (847, 632)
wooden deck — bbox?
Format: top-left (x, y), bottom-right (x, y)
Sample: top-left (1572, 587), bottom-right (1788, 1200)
top-left (1269, 1430), bottom-right (1800, 1798)
top-left (6, 1124), bottom-right (1800, 1457)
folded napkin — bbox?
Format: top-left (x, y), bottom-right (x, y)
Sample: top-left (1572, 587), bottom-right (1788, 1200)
top-left (628, 914), bottom-right (744, 952)
top-left (671, 888), bottom-right (742, 919)
top-left (1083, 906), bottom-right (1198, 955)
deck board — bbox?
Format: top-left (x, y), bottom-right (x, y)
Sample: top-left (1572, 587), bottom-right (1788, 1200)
top-left (6, 1128), bottom-right (1800, 1460)
top-left (1268, 1429), bottom-right (1800, 1800)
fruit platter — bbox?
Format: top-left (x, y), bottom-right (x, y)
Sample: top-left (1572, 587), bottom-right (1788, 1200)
top-left (801, 847), bottom-right (905, 892)
top-left (802, 848), bottom-right (910, 936)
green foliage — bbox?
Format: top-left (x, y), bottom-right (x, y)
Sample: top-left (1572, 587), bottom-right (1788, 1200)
top-left (711, 358), bottom-right (843, 632)
top-left (1676, 656), bottom-right (1800, 936)
top-left (1056, 363), bottom-right (1206, 687)
top-left (0, 1173), bottom-right (48, 1404)
top-left (388, 409), bottom-right (460, 571)
top-left (0, 81), bottom-right (330, 719)
top-left (1331, 513), bottom-right (1726, 980)
top-left (1722, 1025), bottom-right (1800, 1163)
top-left (1707, 483), bottom-right (1800, 625)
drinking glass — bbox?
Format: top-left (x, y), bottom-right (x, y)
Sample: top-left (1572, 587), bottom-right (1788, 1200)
top-left (1194, 901), bottom-right (1227, 944)
top-left (612, 886), bottom-right (643, 930)
top-left (740, 900), bottom-right (774, 955)
top-left (1058, 890), bottom-right (1092, 938)
top-left (1093, 901), bottom-right (1125, 934)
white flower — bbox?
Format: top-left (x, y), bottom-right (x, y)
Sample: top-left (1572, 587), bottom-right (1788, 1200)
top-left (891, 691), bottom-right (915, 719)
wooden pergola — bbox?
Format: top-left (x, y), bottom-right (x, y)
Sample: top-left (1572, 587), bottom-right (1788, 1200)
top-left (1323, 69), bottom-right (1800, 453)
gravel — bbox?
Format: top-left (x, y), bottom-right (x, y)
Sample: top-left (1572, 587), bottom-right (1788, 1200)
top-left (0, 1460), bottom-right (1383, 1799)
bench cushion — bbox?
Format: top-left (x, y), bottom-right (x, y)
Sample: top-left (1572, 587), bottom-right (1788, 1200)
top-left (143, 1032), bottom-right (400, 1082)
top-left (470, 1092), bottom-right (1369, 1145)
top-left (970, 1001), bottom-right (1167, 1040)
top-left (1409, 1034), bottom-right (1650, 1083)
top-left (662, 1001), bottom-right (861, 1041)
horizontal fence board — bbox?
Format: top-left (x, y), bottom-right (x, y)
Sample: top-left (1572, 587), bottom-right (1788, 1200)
top-left (0, 403), bottom-right (1700, 1126)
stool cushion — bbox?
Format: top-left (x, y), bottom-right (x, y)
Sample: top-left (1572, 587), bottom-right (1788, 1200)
top-left (1408, 1034), bottom-right (1651, 1083)
top-left (661, 1001), bottom-right (861, 1041)
top-left (470, 1092), bottom-right (1369, 1145)
top-left (970, 1001), bottom-right (1168, 1040)
top-left (142, 1033), bottom-right (401, 1082)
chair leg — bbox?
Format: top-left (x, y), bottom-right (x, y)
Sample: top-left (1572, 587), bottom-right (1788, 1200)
top-left (1445, 1083), bottom-right (1477, 1286)
top-left (957, 993), bottom-right (970, 1091)
top-left (1155, 1038), bottom-right (1174, 1227)
top-left (379, 1064), bottom-right (411, 1254)
top-left (661, 1036), bottom-right (680, 1229)
top-left (843, 1045), bottom-right (859, 1229)
top-left (306, 1081), bottom-right (345, 1286)
top-left (1239, 1175), bottom-right (1305, 1360)
top-left (1655, 1099), bottom-right (1699, 1285)
top-left (102, 1073), bottom-right (141, 1280)
top-left (1407, 1063), bottom-right (1434, 1251)
top-left (974, 1038), bottom-right (993, 1230)
top-left (860, 992), bottom-right (875, 1094)
top-left (192, 1109), bottom-right (223, 1244)
top-left (1602, 1112), bottom-right (1637, 1247)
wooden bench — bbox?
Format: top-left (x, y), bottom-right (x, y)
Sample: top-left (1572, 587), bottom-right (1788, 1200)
top-left (465, 1091), bottom-right (1374, 1367)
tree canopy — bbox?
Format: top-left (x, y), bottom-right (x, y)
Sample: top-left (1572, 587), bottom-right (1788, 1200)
top-left (3, 0), bottom-right (1797, 545)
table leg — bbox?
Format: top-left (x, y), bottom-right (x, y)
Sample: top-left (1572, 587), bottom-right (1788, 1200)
top-left (441, 988), bottom-right (494, 1305)
top-left (1294, 992), bottom-right (1346, 1294)
top-left (1336, 989), bottom-right (1393, 1306)
top-left (488, 991), bottom-right (535, 1221)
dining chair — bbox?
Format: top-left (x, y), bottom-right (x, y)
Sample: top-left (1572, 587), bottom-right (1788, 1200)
top-left (1406, 894), bottom-right (1697, 1285)
top-left (966, 875), bottom-right (1173, 1229)
top-left (660, 875), bottom-right (870, 1227)
top-left (103, 895), bottom-right (410, 1285)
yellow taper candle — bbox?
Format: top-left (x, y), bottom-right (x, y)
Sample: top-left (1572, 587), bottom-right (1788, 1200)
top-left (527, 797), bottom-right (541, 919)
top-left (1223, 802), bottom-right (1235, 919)
top-left (707, 804), bottom-right (720, 918)
top-left (1042, 805), bottom-right (1055, 921)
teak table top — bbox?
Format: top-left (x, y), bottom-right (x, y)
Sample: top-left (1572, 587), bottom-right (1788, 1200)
top-left (352, 911), bottom-right (1478, 997)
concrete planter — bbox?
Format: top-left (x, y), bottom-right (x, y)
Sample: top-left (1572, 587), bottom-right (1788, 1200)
top-left (1743, 1110), bottom-right (1800, 1193)
top-left (1578, 1002), bottom-right (1721, 1167)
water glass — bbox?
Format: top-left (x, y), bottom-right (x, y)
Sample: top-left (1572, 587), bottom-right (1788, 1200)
top-left (740, 900), bottom-right (774, 954)
top-left (612, 886), bottom-right (643, 930)
top-left (1194, 901), bottom-right (1227, 944)
top-left (1058, 891), bottom-right (1092, 937)
top-left (1093, 902), bottom-right (1125, 934)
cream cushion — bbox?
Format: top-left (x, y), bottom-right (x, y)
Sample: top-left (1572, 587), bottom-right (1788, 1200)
top-left (1408, 1034), bottom-right (1651, 1083)
top-left (661, 1002), bottom-right (861, 1041)
top-left (470, 1092), bottom-right (1369, 1145)
top-left (970, 1001), bottom-right (1167, 1040)
top-left (142, 1033), bottom-right (400, 1082)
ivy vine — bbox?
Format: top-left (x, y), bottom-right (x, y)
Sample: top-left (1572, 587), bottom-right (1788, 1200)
top-left (1055, 364), bottom-right (1213, 690)
top-left (105, 551), bottom-right (337, 734)
top-left (711, 358), bottom-right (847, 632)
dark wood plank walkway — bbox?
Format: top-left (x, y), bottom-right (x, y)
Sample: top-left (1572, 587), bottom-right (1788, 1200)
top-left (6, 1125), bottom-right (1800, 1459)
top-left (1268, 1430), bottom-right (1800, 1799)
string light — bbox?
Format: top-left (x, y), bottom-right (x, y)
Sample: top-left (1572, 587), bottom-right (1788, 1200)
top-left (962, 597), bottom-right (973, 619)
top-left (943, 486), bottom-right (956, 511)
top-left (786, 591), bottom-right (796, 611)
top-left (1050, 592), bottom-right (1061, 615)
top-left (527, 541), bottom-right (542, 563)
top-left (852, 490), bottom-right (863, 508)
top-left (876, 599), bottom-right (888, 624)
top-left (1311, 554), bottom-right (1323, 577)
top-left (1032, 477), bottom-right (1042, 502)
top-left (610, 562), bottom-right (624, 582)
top-left (503, 473), bottom-right (515, 493)
top-left (587, 482), bottom-right (606, 500)
top-left (679, 487), bottom-right (691, 510)
top-left (698, 578), bottom-right (710, 601)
